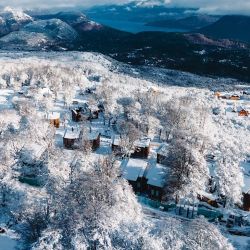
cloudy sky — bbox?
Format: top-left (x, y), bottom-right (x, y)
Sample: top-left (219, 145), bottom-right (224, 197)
top-left (0, 0), bottom-right (250, 14)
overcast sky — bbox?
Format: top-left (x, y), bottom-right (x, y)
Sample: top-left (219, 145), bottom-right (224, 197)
top-left (0, 0), bottom-right (250, 15)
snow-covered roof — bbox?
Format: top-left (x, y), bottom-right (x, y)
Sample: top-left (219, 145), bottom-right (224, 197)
top-left (112, 135), bottom-right (122, 146)
top-left (134, 138), bottom-right (151, 148)
top-left (87, 131), bottom-right (100, 140)
top-left (47, 112), bottom-right (60, 120)
top-left (122, 158), bottom-right (148, 182)
top-left (146, 164), bottom-right (166, 188)
top-left (63, 128), bottom-right (81, 140)
top-left (157, 143), bottom-right (169, 157)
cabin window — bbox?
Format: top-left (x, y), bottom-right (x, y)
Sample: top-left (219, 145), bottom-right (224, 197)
top-left (137, 182), bottom-right (141, 188)
top-left (151, 190), bottom-right (155, 196)
top-left (155, 190), bottom-right (159, 197)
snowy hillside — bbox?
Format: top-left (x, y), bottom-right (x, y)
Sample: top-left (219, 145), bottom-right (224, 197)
top-left (0, 7), bottom-right (32, 37)
top-left (0, 19), bottom-right (78, 50)
top-left (0, 51), bottom-right (249, 249)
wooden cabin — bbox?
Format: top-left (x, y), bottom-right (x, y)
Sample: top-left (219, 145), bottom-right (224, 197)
top-left (131, 138), bottom-right (151, 159)
top-left (238, 109), bottom-right (249, 117)
top-left (48, 112), bottom-right (60, 128)
top-left (88, 104), bottom-right (100, 120)
top-left (72, 109), bottom-right (82, 122)
top-left (111, 135), bottom-right (123, 155)
top-left (230, 95), bottom-right (240, 101)
top-left (214, 92), bottom-right (221, 98)
top-left (157, 143), bottom-right (169, 165)
top-left (146, 164), bottom-right (166, 201)
top-left (122, 158), bottom-right (148, 194)
top-left (71, 108), bottom-right (90, 122)
top-left (197, 194), bottom-right (219, 208)
top-left (63, 128), bottom-right (81, 149)
top-left (243, 193), bottom-right (250, 211)
top-left (85, 131), bottom-right (101, 150)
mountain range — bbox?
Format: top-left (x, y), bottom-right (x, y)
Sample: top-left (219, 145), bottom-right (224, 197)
top-left (146, 15), bottom-right (220, 31)
top-left (198, 15), bottom-right (250, 43)
top-left (0, 7), bottom-right (249, 82)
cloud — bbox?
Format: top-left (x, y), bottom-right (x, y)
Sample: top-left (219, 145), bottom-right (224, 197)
top-left (0, 0), bottom-right (249, 15)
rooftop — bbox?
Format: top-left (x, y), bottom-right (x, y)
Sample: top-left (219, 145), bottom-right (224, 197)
top-left (87, 131), bottom-right (100, 140)
top-left (122, 158), bottom-right (148, 182)
top-left (157, 143), bottom-right (169, 157)
top-left (134, 138), bottom-right (151, 148)
top-left (47, 112), bottom-right (60, 120)
top-left (146, 164), bottom-right (167, 188)
top-left (63, 128), bottom-right (81, 140)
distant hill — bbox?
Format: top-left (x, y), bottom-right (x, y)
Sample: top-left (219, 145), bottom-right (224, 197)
top-left (146, 15), bottom-right (219, 30)
top-left (198, 15), bottom-right (250, 42)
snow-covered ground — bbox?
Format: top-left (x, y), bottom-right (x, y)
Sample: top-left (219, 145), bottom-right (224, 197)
top-left (0, 51), bottom-right (249, 249)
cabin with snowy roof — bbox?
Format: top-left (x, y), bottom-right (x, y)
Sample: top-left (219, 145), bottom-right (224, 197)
top-left (238, 109), bottom-right (249, 117)
top-left (121, 159), bottom-right (166, 200)
top-left (71, 108), bottom-right (90, 122)
top-left (122, 159), bottom-right (148, 194)
top-left (157, 143), bottom-right (169, 165)
top-left (47, 112), bottom-right (60, 128)
top-left (88, 104), bottom-right (100, 120)
top-left (87, 131), bottom-right (101, 150)
top-left (111, 135), bottom-right (123, 155)
top-left (131, 138), bottom-right (151, 159)
top-left (63, 128), bottom-right (81, 149)
top-left (230, 95), bottom-right (240, 101)
top-left (145, 164), bottom-right (166, 200)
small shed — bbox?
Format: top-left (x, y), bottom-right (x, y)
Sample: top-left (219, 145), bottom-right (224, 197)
top-left (111, 135), bottom-right (123, 155)
top-left (48, 112), bottom-right (60, 128)
top-left (230, 95), bottom-right (240, 101)
top-left (122, 158), bottom-right (148, 194)
top-left (238, 109), bottom-right (249, 117)
top-left (157, 143), bottom-right (169, 165)
top-left (88, 104), bottom-right (100, 119)
top-left (146, 164), bottom-right (166, 201)
top-left (131, 138), bottom-right (151, 159)
top-left (72, 108), bottom-right (90, 122)
top-left (63, 128), bottom-right (81, 148)
top-left (214, 92), bottom-right (221, 98)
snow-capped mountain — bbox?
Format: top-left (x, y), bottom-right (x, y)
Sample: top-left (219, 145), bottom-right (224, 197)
top-left (0, 19), bottom-right (78, 50)
top-left (32, 11), bottom-right (103, 32)
top-left (0, 7), bottom-right (33, 37)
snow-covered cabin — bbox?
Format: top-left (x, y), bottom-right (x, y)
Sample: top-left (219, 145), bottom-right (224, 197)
top-left (63, 128), bottom-right (81, 148)
top-left (230, 94), bottom-right (241, 101)
top-left (157, 143), bottom-right (169, 165)
top-left (111, 135), bottom-right (123, 155)
top-left (47, 112), bottom-right (60, 128)
top-left (145, 164), bottom-right (166, 200)
top-left (84, 131), bottom-right (101, 150)
top-left (131, 138), bottom-right (151, 159)
top-left (88, 103), bottom-right (100, 119)
top-left (122, 158), bottom-right (148, 194)
top-left (71, 108), bottom-right (90, 122)
top-left (238, 109), bottom-right (249, 117)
